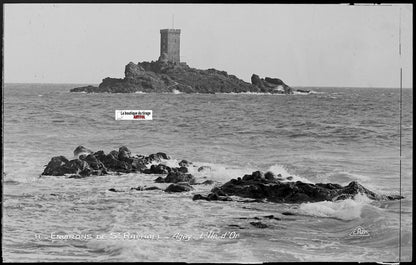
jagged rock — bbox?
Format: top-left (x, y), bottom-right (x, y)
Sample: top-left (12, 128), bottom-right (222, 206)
top-left (109, 150), bottom-right (119, 157)
top-left (264, 77), bottom-right (285, 86)
top-left (82, 154), bottom-right (106, 171)
top-left (42, 146), bottom-right (174, 177)
top-left (93, 150), bottom-right (106, 162)
top-left (156, 152), bottom-right (170, 160)
top-left (42, 155), bottom-right (107, 176)
top-left (119, 146), bottom-right (131, 154)
top-left (66, 159), bottom-right (91, 175)
top-left (118, 146), bottom-right (133, 163)
top-left (146, 153), bottom-right (168, 164)
top-left (164, 183), bottom-right (194, 193)
top-left (42, 156), bottom-right (69, 176)
top-left (154, 176), bottom-right (164, 183)
top-left (125, 62), bottom-right (145, 80)
top-left (193, 171), bottom-right (404, 203)
top-left (178, 160), bottom-right (190, 167)
top-left (154, 172), bottom-right (196, 184)
top-left (251, 74), bottom-right (264, 89)
top-left (131, 158), bottom-right (147, 172)
top-left (146, 164), bottom-right (171, 174)
top-left (177, 166), bottom-right (188, 173)
top-left (73, 146), bottom-right (93, 158)
top-left (192, 188), bottom-right (232, 201)
top-left (250, 75), bottom-right (293, 94)
top-left (264, 171), bottom-right (276, 181)
top-left (102, 153), bottom-right (119, 171)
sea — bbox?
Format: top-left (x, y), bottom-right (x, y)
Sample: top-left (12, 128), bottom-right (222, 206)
top-left (2, 83), bottom-right (413, 262)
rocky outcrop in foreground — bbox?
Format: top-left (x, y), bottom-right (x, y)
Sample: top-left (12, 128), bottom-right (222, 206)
top-left (42, 145), bottom-right (172, 178)
top-left (192, 171), bottom-right (403, 203)
top-left (42, 146), bottom-right (403, 202)
top-left (70, 60), bottom-right (296, 94)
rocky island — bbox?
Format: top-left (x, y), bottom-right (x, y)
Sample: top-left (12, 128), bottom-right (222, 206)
top-left (70, 28), bottom-right (301, 94)
top-left (71, 60), bottom-right (294, 94)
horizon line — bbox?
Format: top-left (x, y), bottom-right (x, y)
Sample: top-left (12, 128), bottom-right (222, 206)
top-left (2, 82), bottom-right (412, 90)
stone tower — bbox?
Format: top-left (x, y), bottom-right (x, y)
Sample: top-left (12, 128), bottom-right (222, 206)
top-left (159, 29), bottom-right (181, 64)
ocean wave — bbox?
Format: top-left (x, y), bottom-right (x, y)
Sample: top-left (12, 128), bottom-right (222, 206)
top-left (319, 171), bottom-right (372, 185)
top-left (296, 194), bottom-right (372, 220)
top-left (293, 91), bottom-right (313, 95)
top-left (308, 90), bottom-right (325, 94)
top-left (171, 89), bottom-right (182, 94)
top-left (267, 164), bottom-right (314, 183)
top-left (157, 158), bottom-right (257, 184)
top-left (156, 158), bottom-right (312, 185)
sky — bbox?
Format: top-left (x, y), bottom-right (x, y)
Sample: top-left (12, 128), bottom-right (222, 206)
top-left (3, 4), bottom-right (413, 88)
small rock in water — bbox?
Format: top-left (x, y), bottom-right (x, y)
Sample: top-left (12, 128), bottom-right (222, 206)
top-left (146, 153), bottom-right (166, 164)
top-left (130, 186), bottom-right (145, 191)
top-left (109, 188), bottom-right (125, 192)
top-left (145, 186), bottom-right (162, 191)
top-left (156, 172), bottom-right (196, 184)
top-left (197, 166), bottom-right (212, 172)
top-left (164, 183), bottom-right (194, 193)
top-left (263, 215), bottom-right (281, 220)
top-left (154, 176), bottom-right (165, 183)
top-left (178, 160), bottom-right (191, 167)
top-left (228, 224), bottom-right (245, 229)
top-left (192, 193), bottom-right (232, 202)
top-left (147, 164), bottom-right (171, 174)
top-left (250, 222), bottom-right (268, 229)
top-left (200, 180), bottom-right (215, 185)
top-left (156, 152), bottom-right (170, 160)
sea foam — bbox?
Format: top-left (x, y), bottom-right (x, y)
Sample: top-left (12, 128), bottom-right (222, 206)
top-left (296, 193), bottom-right (372, 220)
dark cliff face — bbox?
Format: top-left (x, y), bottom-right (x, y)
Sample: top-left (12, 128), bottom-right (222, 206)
top-left (70, 61), bottom-right (293, 94)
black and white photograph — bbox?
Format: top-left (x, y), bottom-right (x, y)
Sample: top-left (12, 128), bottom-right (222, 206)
top-left (2, 3), bottom-right (413, 262)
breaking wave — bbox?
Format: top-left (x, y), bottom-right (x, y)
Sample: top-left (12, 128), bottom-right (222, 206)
top-left (296, 194), bottom-right (372, 220)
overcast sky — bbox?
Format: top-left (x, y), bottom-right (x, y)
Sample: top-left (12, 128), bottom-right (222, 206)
top-left (4, 4), bottom-right (413, 88)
